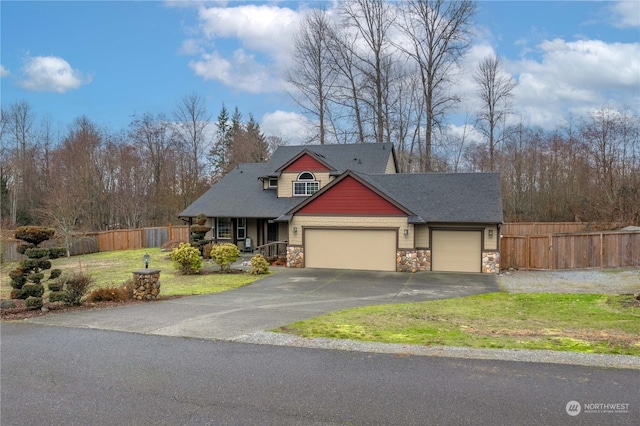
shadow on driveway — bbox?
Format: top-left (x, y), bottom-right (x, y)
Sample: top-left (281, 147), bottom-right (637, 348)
top-left (26, 268), bottom-right (499, 340)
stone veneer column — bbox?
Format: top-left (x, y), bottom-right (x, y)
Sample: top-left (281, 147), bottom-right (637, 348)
top-left (396, 250), bottom-right (431, 272)
top-left (286, 246), bottom-right (304, 268)
top-left (482, 251), bottom-right (501, 274)
top-left (132, 269), bottom-right (161, 300)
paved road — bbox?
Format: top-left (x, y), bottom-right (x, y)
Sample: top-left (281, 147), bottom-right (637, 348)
top-left (1, 323), bottom-right (638, 426)
top-left (25, 268), bottom-right (498, 340)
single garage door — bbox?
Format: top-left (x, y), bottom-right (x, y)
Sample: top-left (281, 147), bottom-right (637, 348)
top-left (431, 230), bottom-right (482, 273)
top-left (305, 229), bottom-right (396, 271)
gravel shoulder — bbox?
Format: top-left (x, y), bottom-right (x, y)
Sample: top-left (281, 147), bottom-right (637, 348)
top-left (498, 268), bottom-right (640, 294)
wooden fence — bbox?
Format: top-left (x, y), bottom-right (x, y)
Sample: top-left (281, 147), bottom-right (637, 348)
top-left (1, 225), bottom-right (189, 263)
top-left (501, 231), bottom-right (640, 270)
top-left (501, 222), bottom-right (592, 235)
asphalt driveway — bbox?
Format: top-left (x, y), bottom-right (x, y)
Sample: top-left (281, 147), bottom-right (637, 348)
top-left (26, 268), bottom-right (498, 341)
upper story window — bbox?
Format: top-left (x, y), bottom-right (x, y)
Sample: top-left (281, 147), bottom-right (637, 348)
top-left (268, 178), bottom-right (278, 188)
top-left (293, 171), bottom-right (319, 196)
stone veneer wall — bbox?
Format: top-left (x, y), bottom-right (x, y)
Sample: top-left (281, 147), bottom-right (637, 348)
top-left (396, 250), bottom-right (431, 272)
top-left (482, 251), bottom-right (500, 274)
top-left (287, 246), bottom-right (304, 268)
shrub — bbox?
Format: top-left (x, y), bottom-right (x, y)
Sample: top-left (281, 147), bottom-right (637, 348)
top-left (24, 247), bottom-right (50, 259)
top-left (38, 259), bottom-right (52, 270)
top-left (10, 289), bottom-right (26, 300)
top-left (22, 283), bottom-right (45, 298)
top-left (9, 270), bottom-right (27, 289)
top-left (49, 269), bottom-right (62, 280)
top-left (27, 273), bottom-right (45, 284)
top-left (202, 243), bottom-right (213, 260)
top-left (16, 242), bottom-right (35, 255)
top-left (171, 243), bottom-right (203, 275)
top-left (195, 213), bottom-right (207, 226)
top-left (210, 243), bottom-right (241, 272)
top-left (86, 286), bottom-right (130, 303)
top-left (250, 253), bottom-right (270, 275)
top-left (161, 240), bottom-right (181, 251)
top-left (20, 259), bottom-right (39, 272)
top-left (25, 297), bottom-right (43, 310)
top-left (48, 280), bottom-right (64, 291)
top-left (48, 291), bottom-right (65, 303)
top-left (62, 272), bottom-right (94, 306)
top-left (48, 247), bottom-right (67, 259)
top-left (14, 226), bottom-right (55, 245)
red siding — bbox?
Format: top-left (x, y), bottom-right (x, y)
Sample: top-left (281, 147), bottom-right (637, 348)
top-left (297, 176), bottom-right (406, 215)
top-left (283, 154), bottom-right (330, 172)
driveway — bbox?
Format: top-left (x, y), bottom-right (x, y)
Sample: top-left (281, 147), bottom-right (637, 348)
top-left (26, 268), bottom-right (498, 340)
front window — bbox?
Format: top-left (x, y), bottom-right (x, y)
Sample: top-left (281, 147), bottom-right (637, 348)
top-left (293, 172), bottom-right (319, 196)
top-left (237, 218), bottom-right (246, 240)
top-left (217, 218), bottom-right (232, 239)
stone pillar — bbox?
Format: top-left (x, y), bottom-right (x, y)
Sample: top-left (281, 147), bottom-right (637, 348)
top-left (286, 246), bottom-right (304, 268)
top-left (132, 269), bottom-right (161, 300)
top-left (396, 250), bottom-right (431, 272)
top-left (482, 251), bottom-right (501, 274)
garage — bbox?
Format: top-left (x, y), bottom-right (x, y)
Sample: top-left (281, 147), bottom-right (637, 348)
top-left (431, 230), bottom-right (482, 273)
top-left (305, 229), bottom-right (397, 271)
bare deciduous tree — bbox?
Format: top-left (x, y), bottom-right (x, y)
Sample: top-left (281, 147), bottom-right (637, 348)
top-left (474, 54), bottom-right (516, 170)
top-left (398, 0), bottom-right (477, 171)
top-left (287, 9), bottom-right (337, 145)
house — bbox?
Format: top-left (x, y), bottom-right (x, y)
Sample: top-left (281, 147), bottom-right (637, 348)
top-left (178, 143), bottom-right (503, 273)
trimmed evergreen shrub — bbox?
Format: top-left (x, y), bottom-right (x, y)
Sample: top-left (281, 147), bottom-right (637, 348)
top-left (10, 289), bottom-right (26, 300)
top-left (24, 247), bottom-right (50, 259)
top-left (48, 291), bottom-right (66, 303)
top-left (48, 247), bottom-right (67, 259)
top-left (48, 280), bottom-right (64, 291)
top-left (27, 273), bottom-right (45, 284)
top-left (37, 259), bottom-right (52, 270)
top-left (14, 226), bottom-right (55, 245)
top-left (25, 297), bottom-right (43, 310)
top-left (9, 270), bottom-right (27, 289)
top-left (202, 243), bottom-right (213, 259)
top-left (22, 283), bottom-right (45, 298)
top-left (171, 243), bottom-right (203, 275)
top-left (49, 269), bottom-right (62, 280)
top-left (16, 242), bottom-right (35, 255)
top-left (250, 253), bottom-right (270, 275)
top-left (210, 243), bottom-right (241, 272)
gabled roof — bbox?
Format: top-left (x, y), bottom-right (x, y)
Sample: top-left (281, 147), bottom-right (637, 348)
top-left (359, 172), bottom-right (504, 223)
top-left (178, 163), bottom-right (301, 219)
top-left (274, 149), bottom-right (336, 173)
top-left (266, 143), bottom-right (397, 175)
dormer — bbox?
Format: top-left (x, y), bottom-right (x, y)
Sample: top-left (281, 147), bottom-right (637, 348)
top-left (272, 150), bottom-right (338, 198)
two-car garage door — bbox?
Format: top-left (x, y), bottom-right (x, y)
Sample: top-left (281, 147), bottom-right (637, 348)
top-left (305, 229), bottom-right (397, 272)
top-left (304, 228), bottom-right (482, 273)
top-left (431, 230), bottom-right (482, 273)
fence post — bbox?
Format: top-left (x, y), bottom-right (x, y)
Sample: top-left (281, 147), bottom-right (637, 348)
top-left (526, 236), bottom-right (530, 270)
top-left (548, 234), bottom-right (553, 270)
top-left (599, 232), bottom-right (604, 269)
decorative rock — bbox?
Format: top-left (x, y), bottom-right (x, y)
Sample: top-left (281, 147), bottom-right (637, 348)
top-left (396, 250), bottom-right (431, 272)
top-left (286, 246), bottom-right (304, 268)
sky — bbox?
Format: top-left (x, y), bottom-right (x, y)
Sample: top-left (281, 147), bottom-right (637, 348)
top-left (1, 0), bottom-right (639, 145)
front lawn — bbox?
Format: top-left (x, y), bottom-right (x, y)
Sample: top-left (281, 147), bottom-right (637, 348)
top-left (0, 248), bottom-right (264, 299)
top-left (278, 293), bottom-right (640, 356)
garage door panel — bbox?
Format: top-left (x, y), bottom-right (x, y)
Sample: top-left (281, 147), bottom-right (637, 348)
top-left (432, 230), bottom-right (481, 273)
top-left (305, 229), bottom-right (396, 272)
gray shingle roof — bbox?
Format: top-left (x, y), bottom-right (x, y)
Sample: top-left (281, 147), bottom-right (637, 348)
top-left (266, 143), bottom-right (396, 175)
top-left (178, 163), bottom-right (301, 218)
top-left (360, 172), bottom-right (504, 223)
top-left (179, 144), bottom-right (503, 224)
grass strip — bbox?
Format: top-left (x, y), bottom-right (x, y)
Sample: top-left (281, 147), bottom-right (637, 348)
top-left (277, 293), bottom-right (640, 356)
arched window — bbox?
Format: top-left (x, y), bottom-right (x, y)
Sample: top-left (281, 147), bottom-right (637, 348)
top-left (293, 171), bottom-right (319, 196)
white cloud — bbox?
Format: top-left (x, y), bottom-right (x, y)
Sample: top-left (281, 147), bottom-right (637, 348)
top-left (19, 56), bottom-right (90, 93)
top-left (186, 3), bottom-right (305, 93)
top-left (501, 38), bottom-right (640, 129)
top-left (610, 1), bottom-right (640, 28)
top-left (261, 110), bottom-right (313, 145)
top-left (0, 65), bottom-right (10, 77)
top-left (189, 49), bottom-right (275, 93)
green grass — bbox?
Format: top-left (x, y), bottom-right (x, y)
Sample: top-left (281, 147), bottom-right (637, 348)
top-left (278, 293), bottom-right (640, 356)
top-left (1, 248), bottom-right (264, 298)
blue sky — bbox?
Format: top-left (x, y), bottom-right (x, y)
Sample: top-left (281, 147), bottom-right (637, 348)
top-left (1, 1), bottom-right (639, 145)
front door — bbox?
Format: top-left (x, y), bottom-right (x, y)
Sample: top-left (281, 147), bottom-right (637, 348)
top-left (267, 222), bottom-right (278, 242)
